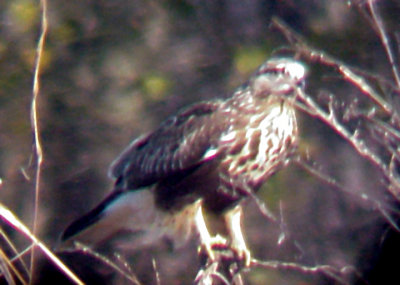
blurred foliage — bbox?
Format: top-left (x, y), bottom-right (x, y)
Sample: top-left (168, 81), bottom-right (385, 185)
top-left (234, 46), bottom-right (269, 75)
top-left (1, 0), bottom-right (400, 284)
top-left (141, 72), bottom-right (173, 101)
top-left (8, 0), bottom-right (39, 33)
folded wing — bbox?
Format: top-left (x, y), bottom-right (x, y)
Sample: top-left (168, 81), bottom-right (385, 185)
top-left (109, 100), bottom-right (226, 189)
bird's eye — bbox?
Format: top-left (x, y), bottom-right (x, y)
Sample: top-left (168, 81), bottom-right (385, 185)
top-left (271, 68), bottom-right (284, 75)
top-left (257, 67), bottom-right (283, 76)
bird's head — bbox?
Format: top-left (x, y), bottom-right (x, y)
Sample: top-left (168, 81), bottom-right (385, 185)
top-left (250, 57), bottom-right (307, 97)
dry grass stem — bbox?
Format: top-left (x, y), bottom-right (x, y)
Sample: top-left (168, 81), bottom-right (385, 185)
top-left (29, 0), bottom-right (48, 279)
top-left (0, 204), bottom-right (84, 284)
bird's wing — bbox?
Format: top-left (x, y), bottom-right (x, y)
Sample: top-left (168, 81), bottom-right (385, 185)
top-left (109, 100), bottom-right (227, 189)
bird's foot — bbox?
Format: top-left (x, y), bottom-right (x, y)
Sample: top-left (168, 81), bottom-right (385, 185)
top-left (198, 234), bottom-right (251, 268)
top-left (230, 237), bottom-right (251, 267)
top-left (198, 234), bottom-right (228, 261)
top-left (225, 205), bottom-right (252, 267)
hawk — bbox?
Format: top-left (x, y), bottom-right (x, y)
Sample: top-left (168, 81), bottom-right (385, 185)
top-left (61, 57), bottom-right (306, 266)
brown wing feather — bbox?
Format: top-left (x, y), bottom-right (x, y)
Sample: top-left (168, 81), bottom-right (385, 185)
top-left (109, 100), bottom-right (227, 189)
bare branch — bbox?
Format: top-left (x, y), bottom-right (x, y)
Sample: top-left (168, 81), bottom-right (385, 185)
top-left (271, 17), bottom-right (398, 120)
top-left (367, 0), bottom-right (400, 89)
top-left (294, 156), bottom-right (400, 231)
top-left (295, 87), bottom-right (400, 199)
top-left (251, 258), bottom-right (356, 285)
top-left (61, 242), bottom-right (142, 285)
top-left (152, 258), bottom-right (161, 285)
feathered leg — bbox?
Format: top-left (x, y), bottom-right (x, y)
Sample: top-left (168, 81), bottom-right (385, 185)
top-left (224, 205), bottom-right (251, 266)
top-left (193, 200), bottom-right (227, 260)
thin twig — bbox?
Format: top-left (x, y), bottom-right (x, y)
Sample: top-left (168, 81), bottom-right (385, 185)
top-left (271, 18), bottom-right (396, 118)
top-left (152, 258), bottom-right (161, 285)
top-left (295, 87), bottom-right (400, 199)
top-left (195, 261), bottom-right (232, 285)
top-left (0, 229), bottom-right (30, 281)
top-left (294, 155), bottom-right (400, 231)
top-left (371, 119), bottom-right (400, 141)
top-left (65, 242), bottom-right (142, 285)
top-left (30, 0), bottom-right (48, 279)
top-left (0, 247), bottom-right (27, 285)
top-left (251, 258), bottom-right (355, 285)
top-left (368, 0), bottom-right (400, 89)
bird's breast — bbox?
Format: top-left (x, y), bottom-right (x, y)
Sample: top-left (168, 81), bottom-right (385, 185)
top-left (219, 101), bottom-right (298, 193)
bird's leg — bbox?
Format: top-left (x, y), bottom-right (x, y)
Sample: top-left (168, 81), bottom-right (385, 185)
top-left (224, 205), bottom-right (251, 267)
top-left (193, 200), bottom-right (227, 261)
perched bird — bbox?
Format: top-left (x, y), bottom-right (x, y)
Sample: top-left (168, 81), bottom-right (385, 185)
top-left (61, 57), bottom-right (306, 265)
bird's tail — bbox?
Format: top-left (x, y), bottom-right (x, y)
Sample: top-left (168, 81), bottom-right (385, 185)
top-left (58, 189), bottom-right (163, 250)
